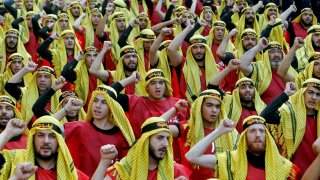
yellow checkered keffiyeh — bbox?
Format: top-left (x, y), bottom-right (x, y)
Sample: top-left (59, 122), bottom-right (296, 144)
top-left (130, 0), bottom-right (148, 18)
top-left (52, 13), bottom-right (74, 35)
top-left (20, 67), bottom-right (61, 125)
top-left (206, 21), bottom-right (234, 52)
top-left (173, 10), bottom-right (194, 37)
top-left (74, 47), bottom-right (103, 104)
top-left (258, 3), bottom-right (280, 30)
top-left (135, 29), bottom-right (155, 71)
top-left (250, 42), bottom-right (297, 95)
top-left (217, 0), bottom-right (228, 17)
top-left (183, 35), bottom-right (219, 103)
top-left (0, 116), bottom-right (78, 180)
top-left (277, 78), bottom-right (320, 159)
top-left (0, 29), bottom-right (31, 74)
top-left (109, 12), bottom-right (128, 61)
top-left (0, 26), bottom-right (4, 39)
top-left (66, 1), bottom-right (83, 25)
top-left (19, 11), bottom-right (36, 44)
top-left (3, 53), bottom-right (32, 87)
top-left (295, 25), bottom-right (320, 73)
top-left (112, 0), bottom-right (131, 22)
top-left (230, 1), bottom-right (248, 28)
top-left (145, 68), bottom-right (172, 97)
top-left (157, 40), bottom-right (175, 83)
top-left (186, 90), bottom-right (239, 157)
top-left (131, 13), bottom-right (151, 39)
top-left (224, 78), bottom-right (266, 124)
top-left (198, 6), bottom-right (217, 35)
top-left (216, 115), bottom-right (295, 180)
top-left (51, 30), bottom-right (82, 77)
top-left (269, 18), bottom-right (289, 53)
top-left (294, 53), bottom-right (320, 89)
top-left (85, 8), bottom-right (102, 48)
top-left (292, 8), bottom-right (318, 25)
top-left (113, 117), bottom-right (174, 180)
top-left (86, 89), bottom-right (135, 145)
top-left (110, 45), bottom-right (147, 96)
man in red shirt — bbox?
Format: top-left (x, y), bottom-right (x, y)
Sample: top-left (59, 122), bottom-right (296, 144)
top-left (0, 116), bottom-right (89, 179)
top-left (92, 117), bottom-right (191, 180)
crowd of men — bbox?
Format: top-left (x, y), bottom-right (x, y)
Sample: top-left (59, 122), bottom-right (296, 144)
top-left (0, 0), bottom-right (320, 179)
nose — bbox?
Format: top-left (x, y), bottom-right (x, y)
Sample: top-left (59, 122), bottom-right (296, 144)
top-left (162, 138), bottom-right (169, 147)
top-left (44, 135), bottom-right (50, 143)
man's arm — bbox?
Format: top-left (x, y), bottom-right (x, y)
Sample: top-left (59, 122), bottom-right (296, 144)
top-left (11, 17), bottom-right (24, 30)
top-left (155, 0), bottom-right (165, 20)
top-left (239, 37), bottom-right (268, 76)
top-left (0, 119), bottom-right (26, 149)
top-left (52, 98), bottom-right (83, 120)
top-left (167, 18), bottom-right (194, 67)
top-left (279, 4), bottom-right (297, 28)
top-left (185, 119), bottom-right (236, 169)
top-left (260, 82), bottom-right (297, 124)
top-left (149, 27), bottom-right (171, 67)
top-left (8, 162), bottom-right (38, 180)
top-left (209, 59), bottom-right (240, 86)
top-left (37, 33), bottom-right (59, 62)
top-left (61, 51), bottom-right (83, 83)
top-left (4, 0), bottom-right (17, 18)
top-left (73, 13), bottom-right (85, 33)
top-left (277, 37), bottom-right (303, 82)
top-left (151, 18), bottom-right (179, 35)
top-left (216, 29), bottom-right (237, 61)
top-left (251, 1), bottom-right (264, 12)
top-left (89, 41), bottom-right (112, 82)
top-left (118, 19), bottom-right (137, 47)
top-left (96, 6), bottom-right (113, 38)
top-left (302, 138), bottom-right (320, 180)
top-left (91, 145), bottom-right (118, 180)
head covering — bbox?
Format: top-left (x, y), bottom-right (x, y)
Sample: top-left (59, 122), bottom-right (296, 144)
top-left (19, 0), bottom-right (40, 17)
top-left (0, 29), bottom-right (31, 73)
top-left (130, 0), bottom-right (148, 18)
top-left (42, 14), bottom-right (58, 27)
top-left (157, 40), bottom-right (172, 82)
top-left (145, 69), bottom-right (172, 97)
top-left (85, 8), bottom-right (102, 48)
top-left (292, 8), bottom-right (317, 25)
top-left (56, 91), bottom-right (87, 124)
top-left (109, 12), bottom-right (128, 61)
top-left (259, 3), bottom-right (280, 30)
top-left (0, 95), bottom-right (22, 120)
top-left (25, 116), bottom-right (78, 179)
top-left (74, 46), bottom-right (103, 104)
top-left (207, 21), bottom-right (234, 52)
top-left (3, 53), bottom-right (32, 86)
top-left (173, 9), bottom-right (194, 37)
top-left (112, 0), bottom-right (130, 21)
top-left (230, 1), bottom-right (248, 27)
top-left (135, 29), bottom-right (155, 71)
top-left (234, 28), bottom-right (261, 60)
top-left (295, 52), bottom-right (320, 88)
top-left (66, 1), bottom-right (83, 24)
top-left (198, 6), bottom-right (216, 34)
top-left (295, 25), bottom-right (320, 72)
top-left (111, 45), bottom-right (147, 96)
top-left (183, 35), bottom-right (219, 103)
top-left (52, 13), bottom-right (74, 37)
top-left (113, 117), bottom-right (174, 179)
top-left (276, 78), bottom-right (320, 159)
top-left (131, 13), bottom-right (152, 37)
top-left (19, 11), bottom-right (36, 44)
top-left (224, 78), bottom-right (266, 124)
top-left (20, 66), bottom-right (60, 124)
top-left (216, 115), bottom-right (296, 179)
top-left (51, 29), bottom-right (82, 77)
top-left (186, 89), bottom-right (239, 157)
top-left (86, 86), bottom-right (135, 145)
top-left (235, 7), bottom-right (260, 49)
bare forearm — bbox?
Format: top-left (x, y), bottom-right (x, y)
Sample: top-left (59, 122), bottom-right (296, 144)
top-left (7, 69), bottom-right (28, 83)
top-left (216, 35), bottom-right (231, 59)
top-left (149, 34), bottom-right (164, 66)
top-left (91, 159), bottom-right (112, 180)
top-left (96, 15), bottom-right (108, 38)
top-left (209, 67), bottom-right (232, 86)
top-left (301, 154), bottom-right (320, 180)
top-left (277, 47), bottom-right (297, 78)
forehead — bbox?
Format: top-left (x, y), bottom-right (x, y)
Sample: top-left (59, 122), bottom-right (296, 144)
top-left (63, 33), bottom-right (74, 38)
top-left (116, 18), bottom-right (125, 22)
top-left (246, 123), bottom-right (265, 131)
top-left (203, 97), bottom-right (220, 104)
top-left (306, 86), bottom-right (320, 93)
top-left (215, 27), bottom-right (225, 31)
top-left (192, 44), bottom-right (205, 48)
top-left (302, 12), bottom-right (313, 16)
top-left (94, 93), bottom-right (106, 100)
top-left (0, 103), bottom-right (13, 108)
top-left (36, 73), bottom-right (51, 77)
top-left (245, 9), bottom-right (254, 14)
top-left (149, 79), bottom-right (165, 83)
top-left (151, 130), bottom-right (170, 138)
top-left (6, 33), bottom-right (18, 37)
top-left (86, 51), bottom-right (97, 56)
top-left (35, 129), bottom-right (55, 135)
top-left (123, 52), bottom-right (137, 57)
top-left (243, 35), bottom-right (257, 39)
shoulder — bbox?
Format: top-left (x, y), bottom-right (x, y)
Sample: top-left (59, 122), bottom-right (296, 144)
top-left (173, 163), bottom-right (192, 179)
top-left (76, 168), bottom-right (90, 180)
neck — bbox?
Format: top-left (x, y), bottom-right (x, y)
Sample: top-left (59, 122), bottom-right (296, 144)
top-left (148, 155), bottom-right (158, 170)
top-left (213, 39), bottom-right (221, 45)
top-left (196, 59), bottom-right (205, 67)
top-left (307, 108), bottom-right (315, 116)
top-left (36, 157), bottom-right (56, 170)
top-left (6, 47), bottom-right (17, 53)
top-left (124, 70), bottom-right (133, 77)
top-left (93, 118), bottom-right (114, 130)
top-left (39, 89), bottom-right (47, 96)
top-left (66, 49), bottom-right (74, 56)
top-left (241, 101), bottom-right (254, 108)
top-left (67, 116), bottom-right (78, 122)
top-left (245, 23), bottom-right (253, 29)
top-left (203, 120), bottom-right (215, 130)
top-left (300, 22), bottom-right (311, 30)
top-left (148, 96), bottom-right (166, 101)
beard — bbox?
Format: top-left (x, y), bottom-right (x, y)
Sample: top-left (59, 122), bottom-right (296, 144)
top-left (0, 114), bottom-right (13, 129)
top-left (301, 18), bottom-right (312, 27)
top-left (240, 94), bottom-right (253, 104)
top-left (149, 144), bottom-right (165, 161)
top-left (35, 149), bottom-right (58, 161)
top-left (247, 138), bottom-right (266, 155)
top-left (245, 17), bottom-right (254, 25)
top-left (123, 64), bottom-right (137, 72)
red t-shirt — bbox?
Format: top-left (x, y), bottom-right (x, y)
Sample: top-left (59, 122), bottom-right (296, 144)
top-left (35, 167), bottom-right (89, 180)
top-left (83, 74), bottom-right (98, 111)
top-left (236, 106), bottom-right (258, 133)
top-left (1, 135), bottom-right (27, 150)
top-left (144, 50), bottom-right (150, 71)
top-left (24, 29), bottom-right (38, 61)
top-left (179, 121), bottom-right (216, 180)
top-left (106, 162), bottom-right (192, 180)
top-left (260, 70), bottom-right (285, 104)
top-left (201, 25), bottom-right (212, 37)
top-left (246, 162), bottom-right (266, 180)
top-left (64, 121), bottom-right (130, 177)
top-left (292, 116), bottom-right (317, 179)
top-left (211, 42), bottom-right (223, 67)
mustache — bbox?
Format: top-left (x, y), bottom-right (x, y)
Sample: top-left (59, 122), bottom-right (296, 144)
top-left (0, 115), bottom-right (10, 120)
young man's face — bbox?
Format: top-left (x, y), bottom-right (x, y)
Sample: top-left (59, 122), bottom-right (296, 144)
top-left (191, 44), bottom-right (205, 61)
top-left (244, 9), bottom-right (254, 24)
top-left (242, 35), bottom-right (257, 51)
top-left (0, 104), bottom-right (15, 129)
top-left (59, 19), bottom-right (69, 31)
top-left (143, 41), bottom-right (153, 51)
top-left (301, 12), bottom-right (313, 26)
top-left (267, 8), bottom-right (277, 19)
top-left (149, 131), bottom-right (170, 161)
top-left (204, 10), bottom-right (213, 22)
top-left (24, 0), bottom-right (33, 10)
top-left (91, 94), bottom-right (109, 120)
top-left (239, 84), bottom-right (255, 103)
top-left (138, 17), bottom-right (148, 30)
top-left (71, 6), bottom-right (81, 18)
top-left (122, 53), bottom-right (138, 72)
top-left (10, 60), bottom-right (24, 75)
top-left (85, 51), bottom-right (97, 68)
top-left (312, 33), bottom-right (320, 48)
top-left (304, 86), bottom-right (320, 110)
top-left (146, 79), bottom-right (166, 101)
top-left (91, 13), bottom-right (101, 26)
top-left (201, 97), bottom-right (221, 124)
top-left (312, 60), bottom-right (320, 78)
top-left (246, 124), bottom-right (266, 155)
top-left (63, 33), bottom-right (75, 49)
top-left (116, 18), bottom-right (126, 32)
top-left (5, 33), bottom-right (18, 50)
top-left (36, 73), bottom-right (52, 92)
top-left (34, 130), bottom-right (58, 160)
top-left (214, 27), bottom-right (225, 42)
top-left (62, 96), bottom-right (79, 119)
